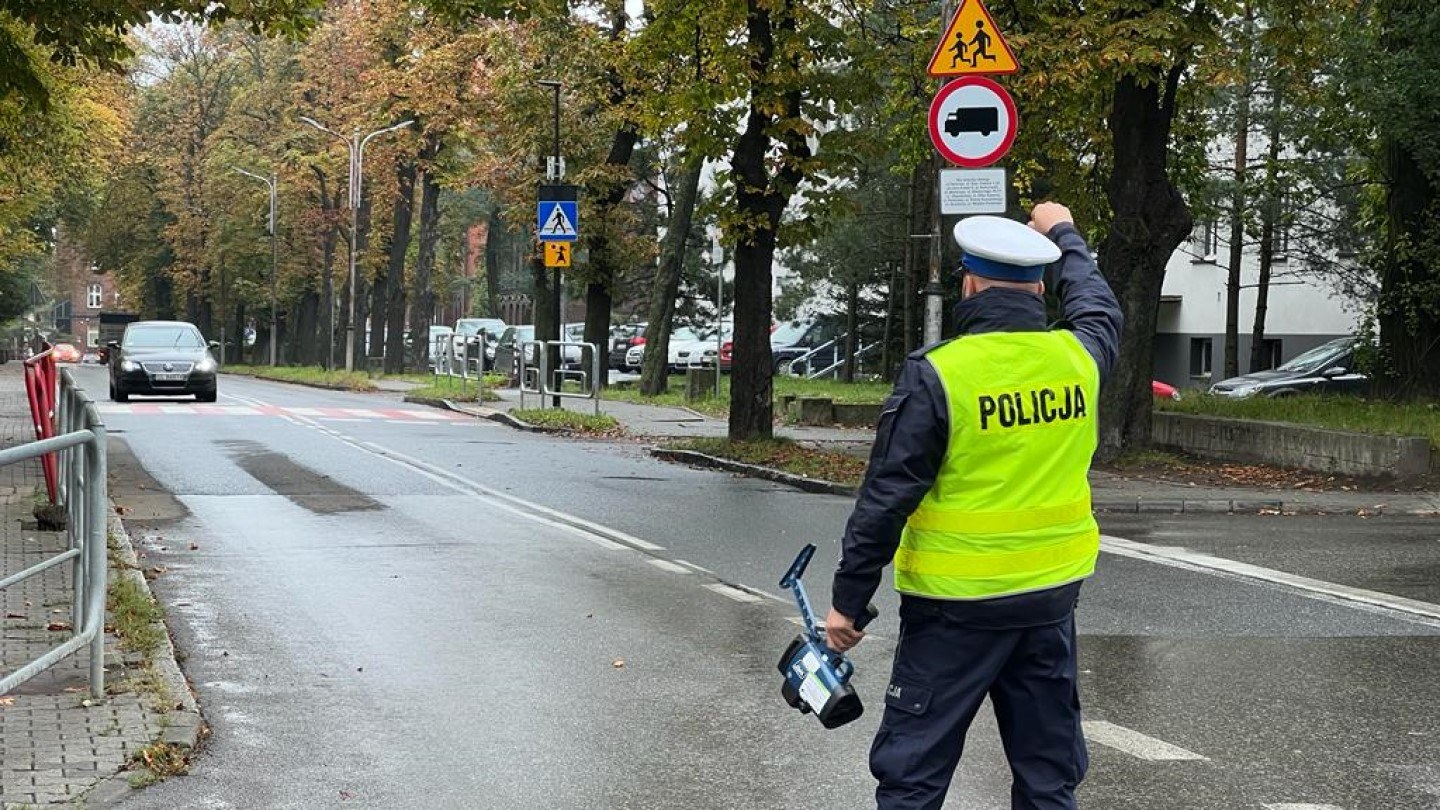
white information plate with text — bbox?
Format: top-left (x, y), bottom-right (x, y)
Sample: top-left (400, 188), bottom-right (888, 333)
top-left (940, 168), bottom-right (1008, 215)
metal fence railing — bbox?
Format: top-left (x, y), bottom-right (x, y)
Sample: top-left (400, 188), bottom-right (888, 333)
top-left (0, 368), bottom-right (108, 698)
top-left (431, 334), bottom-right (487, 395)
top-left (517, 340), bottom-right (602, 414)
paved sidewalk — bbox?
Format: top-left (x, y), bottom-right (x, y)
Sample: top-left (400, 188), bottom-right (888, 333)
top-left (488, 388), bottom-right (874, 445)
top-left (472, 385), bottom-right (1440, 515)
top-left (1, 362), bottom-right (186, 807)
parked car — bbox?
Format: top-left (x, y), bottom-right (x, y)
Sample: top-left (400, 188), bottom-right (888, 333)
top-left (771, 318), bottom-right (841, 375)
top-left (108, 321), bottom-right (219, 402)
top-left (453, 318), bottom-right (507, 369)
top-left (682, 324), bottom-right (737, 372)
top-left (1208, 338), bottom-right (1366, 399)
top-left (51, 343), bottom-right (81, 364)
top-left (608, 322), bottom-right (647, 371)
top-left (492, 325), bottom-right (536, 381)
top-left (625, 325), bottom-right (705, 373)
top-left (1152, 380), bottom-right (1181, 401)
top-left (80, 351), bottom-right (101, 365)
top-left (427, 325), bottom-right (454, 369)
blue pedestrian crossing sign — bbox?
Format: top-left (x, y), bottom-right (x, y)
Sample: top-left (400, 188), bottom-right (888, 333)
top-left (537, 200), bottom-right (579, 242)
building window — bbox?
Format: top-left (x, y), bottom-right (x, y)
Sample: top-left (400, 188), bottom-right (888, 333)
top-left (1255, 338), bottom-right (1283, 372)
top-left (1189, 338), bottom-right (1213, 378)
top-left (1193, 220), bottom-right (1220, 263)
top-left (87, 283), bottom-right (103, 310)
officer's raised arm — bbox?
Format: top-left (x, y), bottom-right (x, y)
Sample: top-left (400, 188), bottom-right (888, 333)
top-left (1031, 202), bottom-right (1124, 380)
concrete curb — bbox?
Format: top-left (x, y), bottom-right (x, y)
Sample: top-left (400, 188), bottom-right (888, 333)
top-left (403, 395), bottom-right (549, 433)
top-left (79, 507), bottom-right (205, 807)
top-left (650, 448), bottom-right (858, 497)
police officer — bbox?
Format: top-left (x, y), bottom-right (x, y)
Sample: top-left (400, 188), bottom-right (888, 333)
top-left (824, 202), bottom-right (1123, 810)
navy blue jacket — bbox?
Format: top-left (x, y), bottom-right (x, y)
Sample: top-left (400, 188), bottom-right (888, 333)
top-left (831, 222), bottom-right (1124, 629)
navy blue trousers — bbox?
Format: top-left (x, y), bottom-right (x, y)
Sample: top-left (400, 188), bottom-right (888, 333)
top-left (870, 601), bottom-right (1087, 810)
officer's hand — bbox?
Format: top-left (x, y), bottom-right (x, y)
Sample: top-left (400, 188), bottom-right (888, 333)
top-left (1029, 202), bottom-right (1074, 236)
top-left (825, 607), bottom-right (864, 652)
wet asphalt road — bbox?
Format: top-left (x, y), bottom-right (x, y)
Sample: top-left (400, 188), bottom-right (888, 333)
top-left (67, 366), bottom-right (1440, 809)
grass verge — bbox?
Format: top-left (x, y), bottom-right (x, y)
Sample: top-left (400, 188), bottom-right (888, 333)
top-left (105, 544), bottom-right (164, 658)
top-left (606, 375), bottom-right (892, 419)
top-left (665, 437), bottom-right (867, 487)
top-left (1158, 393), bottom-right (1440, 448)
top-left (224, 364), bottom-right (376, 391)
top-left (511, 408), bottom-right (623, 435)
top-left (407, 381), bottom-right (500, 403)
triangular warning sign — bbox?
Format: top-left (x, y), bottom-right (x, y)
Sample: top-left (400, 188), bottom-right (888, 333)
top-left (927, 0), bottom-right (1019, 77)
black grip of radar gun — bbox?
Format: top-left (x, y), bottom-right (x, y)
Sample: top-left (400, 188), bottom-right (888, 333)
top-left (853, 604), bottom-right (879, 632)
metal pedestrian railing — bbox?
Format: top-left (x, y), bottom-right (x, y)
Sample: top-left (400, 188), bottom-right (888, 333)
top-left (1, 368), bottom-right (108, 698)
top-left (431, 333), bottom-right (487, 395)
top-left (517, 340), bottom-right (602, 415)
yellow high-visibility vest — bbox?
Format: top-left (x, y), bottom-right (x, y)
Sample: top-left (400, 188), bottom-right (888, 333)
top-left (895, 330), bottom-right (1101, 600)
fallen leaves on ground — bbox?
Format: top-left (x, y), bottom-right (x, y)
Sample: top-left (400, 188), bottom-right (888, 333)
top-left (0, 697), bottom-right (15, 706)
top-left (47, 621), bottom-right (72, 631)
top-left (1100, 453), bottom-right (1432, 494)
top-left (612, 659), bottom-right (626, 669)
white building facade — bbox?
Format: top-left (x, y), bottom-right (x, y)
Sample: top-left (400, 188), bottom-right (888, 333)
top-left (1153, 223), bottom-right (1361, 390)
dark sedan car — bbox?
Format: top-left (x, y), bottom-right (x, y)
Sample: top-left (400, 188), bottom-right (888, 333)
top-left (1208, 338), bottom-right (1367, 398)
top-left (109, 321), bottom-right (220, 402)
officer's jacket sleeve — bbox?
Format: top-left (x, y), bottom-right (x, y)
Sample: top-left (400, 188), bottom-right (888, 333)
top-left (831, 357), bottom-right (949, 620)
top-left (1048, 222), bottom-right (1124, 380)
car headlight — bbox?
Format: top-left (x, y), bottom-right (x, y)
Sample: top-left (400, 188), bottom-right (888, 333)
top-left (196, 356), bottom-right (217, 372)
top-left (120, 360), bottom-right (140, 372)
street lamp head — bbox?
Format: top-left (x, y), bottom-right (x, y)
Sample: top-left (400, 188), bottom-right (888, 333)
top-left (537, 79), bottom-right (561, 89)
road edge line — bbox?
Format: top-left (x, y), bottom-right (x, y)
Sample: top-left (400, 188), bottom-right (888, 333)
top-left (1100, 534), bottom-right (1440, 623)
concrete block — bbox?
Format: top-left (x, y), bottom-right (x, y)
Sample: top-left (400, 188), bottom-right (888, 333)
top-left (684, 367), bottom-right (717, 403)
top-left (1152, 412), bottom-right (1433, 478)
top-left (832, 403), bottom-right (883, 428)
top-left (797, 398), bottom-right (834, 426)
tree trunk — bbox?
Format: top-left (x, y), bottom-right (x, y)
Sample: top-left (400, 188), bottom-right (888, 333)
top-left (727, 0), bottom-right (810, 441)
top-left (1096, 70), bottom-right (1195, 461)
top-left (1377, 139), bottom-right (1440, 396)
top-left (411, 163), bottom-right (442, 370)
top-left (1224, 11), bottom-right (1253, 379)
top-left (294, 290), bottom-right (319, 366)
top-left (484, 210), bottom-right (504, 317)
top-left (582, 133), bottom-right (640, 387)
top-left (640, 155), bottom-right (704, 396)
top-left (384, 159), bottom-right (417, 373)
top-left (1249, 93), bottom-right (1283, 373)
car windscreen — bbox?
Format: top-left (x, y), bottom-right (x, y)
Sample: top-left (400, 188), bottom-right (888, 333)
top-left (1276, 342), bottom-right (1348, 373)
top-left (770, 321), bottom-right (810, 345)
top-left (671, 327), bottom-right (700, 343)
top-left (123, 326), bottom-right (205, 349)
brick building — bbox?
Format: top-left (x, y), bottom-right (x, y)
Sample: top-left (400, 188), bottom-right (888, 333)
top-left (50, 234), bottom-right (123, 350)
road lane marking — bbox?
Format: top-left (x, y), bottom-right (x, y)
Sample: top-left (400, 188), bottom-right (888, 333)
top-left (1081, 721), bottom-right (1208, 761)
top-left (1101, 535), bottom-right (1440, 626)
top-left (1262, 804), bottom-right (1345, 809)
top-left (705, 583), bottom-right (763, 603)
top-left (648, 559), bottom-right (690, 574)
top-left (219, 389), bottom-right (649, 553)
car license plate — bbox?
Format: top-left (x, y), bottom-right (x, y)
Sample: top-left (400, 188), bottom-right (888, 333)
top-left (152, 373), bottom-right (187, 382)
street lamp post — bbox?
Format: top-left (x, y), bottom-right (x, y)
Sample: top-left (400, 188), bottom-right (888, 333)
top-left (232, 167), bottom-right (278, 366)
top-left (298, 116), bottom-right (414, 372)
top-left (538, 79), bottom-right (563, 407)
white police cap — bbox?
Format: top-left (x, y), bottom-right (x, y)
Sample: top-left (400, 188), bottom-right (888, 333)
top-left (953, 216), bottom-right (1061, 282)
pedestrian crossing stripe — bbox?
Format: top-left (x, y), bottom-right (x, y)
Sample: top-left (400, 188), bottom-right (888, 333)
top-left (537, 201), bottom-right (578, 242)
top-left (95, 403), bottom-right (471, 423)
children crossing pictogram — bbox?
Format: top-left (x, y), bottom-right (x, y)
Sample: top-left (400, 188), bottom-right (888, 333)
top-left (927, 0), bottom-right (1019, 77)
